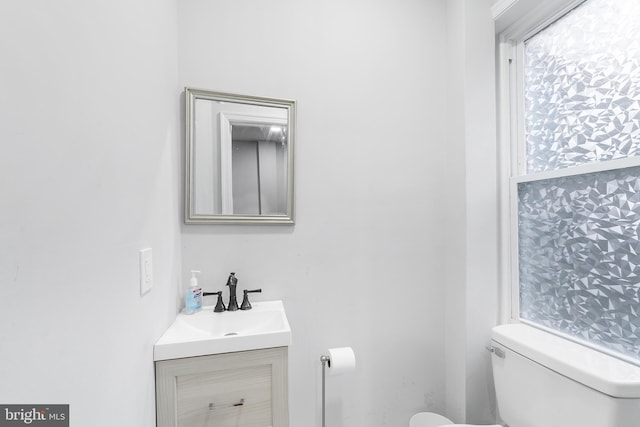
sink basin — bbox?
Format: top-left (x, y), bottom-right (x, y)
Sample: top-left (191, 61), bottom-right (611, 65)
top-left (154, 300), bottom-right (291, 361)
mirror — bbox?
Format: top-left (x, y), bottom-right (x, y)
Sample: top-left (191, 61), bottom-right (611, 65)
top-left (185, 88), bottom-right (295, 224)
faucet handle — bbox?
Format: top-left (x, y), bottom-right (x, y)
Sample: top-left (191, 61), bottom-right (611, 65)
top-left (203, 291), bottom-right (226, 312)
top-left (240, 289), bottom-right (262, 310)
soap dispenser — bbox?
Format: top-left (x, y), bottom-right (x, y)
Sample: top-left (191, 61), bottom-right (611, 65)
top-left (185, 270), bottom-right (203, 314)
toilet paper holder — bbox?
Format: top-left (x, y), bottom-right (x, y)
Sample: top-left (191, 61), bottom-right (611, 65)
top-left (319, 354), bottom-right (330, 427)
top-left (319, 347), bottom-right (355, 427)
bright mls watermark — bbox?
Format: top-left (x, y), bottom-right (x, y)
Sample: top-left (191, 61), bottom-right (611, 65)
top-left (0, 405), bottom-right (68, 426)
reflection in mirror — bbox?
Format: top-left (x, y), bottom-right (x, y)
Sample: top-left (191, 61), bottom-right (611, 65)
top-left (185, 88), bottom-right (295, 224)
top-left (231, 124), bottom-right (288, 215)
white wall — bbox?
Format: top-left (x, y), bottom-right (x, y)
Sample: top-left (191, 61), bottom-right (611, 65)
top-left (444, 0), bottom-right (469, 421)
top-left (0, 1), bottom-right (499, 426)
top-left (0, 1), bottom-right (181, 426)
top-left (178, 0), bottom-right (451, 425)
top-left (445, 0), bottom-right (499, 424)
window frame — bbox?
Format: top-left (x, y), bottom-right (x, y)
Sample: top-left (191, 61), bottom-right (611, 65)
top-left (497, 0), bottom-right (640, 364)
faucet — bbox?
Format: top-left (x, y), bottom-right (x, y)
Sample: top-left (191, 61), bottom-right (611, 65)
top-left (226, 272), bottom-right (239, 311)
top-left (203, 272), bottom-right (242, 312)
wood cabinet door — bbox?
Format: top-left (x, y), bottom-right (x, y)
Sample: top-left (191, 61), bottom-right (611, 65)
top-left (156, 347), bottom-right (288, 427)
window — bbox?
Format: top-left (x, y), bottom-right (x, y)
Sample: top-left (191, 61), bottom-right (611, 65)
top-left (506, 0), bottom-right (640, 363)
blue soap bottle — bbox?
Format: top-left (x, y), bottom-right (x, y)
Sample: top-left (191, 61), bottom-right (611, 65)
top-left (185, 270), bottom-right (202, 314)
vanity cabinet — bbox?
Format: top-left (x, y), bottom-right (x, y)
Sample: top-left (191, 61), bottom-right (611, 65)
top-left (155, 347), bottom-right (288, 427)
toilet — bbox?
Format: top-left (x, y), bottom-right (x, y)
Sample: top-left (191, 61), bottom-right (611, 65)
top-left (411, 323), bottom-right (640, 427)
top-left (409, 411), bottom-right (496, 427)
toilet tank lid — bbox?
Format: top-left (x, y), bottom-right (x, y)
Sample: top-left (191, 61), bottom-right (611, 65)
top-left (492, 323), bottom-right (640, 398)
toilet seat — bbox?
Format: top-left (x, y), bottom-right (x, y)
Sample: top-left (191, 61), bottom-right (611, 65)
top-left (409, 412), bottom-right (501, 427)
top-left (409, 412), bottom-right (454, 427)
top-left (442, 425), bottom-right (501, 427)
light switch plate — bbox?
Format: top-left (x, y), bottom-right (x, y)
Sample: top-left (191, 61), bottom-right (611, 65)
top-left (140, 248), bottom-right (153, 296)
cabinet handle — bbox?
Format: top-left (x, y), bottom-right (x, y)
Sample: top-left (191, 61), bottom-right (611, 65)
top-left (208, 398), bottom-right (245, 410)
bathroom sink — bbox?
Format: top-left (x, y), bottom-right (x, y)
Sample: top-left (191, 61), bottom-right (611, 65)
top-left (154, 300), bottom-right (291, 361)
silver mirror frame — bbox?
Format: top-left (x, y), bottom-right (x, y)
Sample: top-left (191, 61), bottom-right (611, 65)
top-left (184, 88), bottom-right (295, 224)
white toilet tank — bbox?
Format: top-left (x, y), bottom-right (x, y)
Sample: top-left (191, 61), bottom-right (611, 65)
top-left (491, 324), bottom-right (640, 427)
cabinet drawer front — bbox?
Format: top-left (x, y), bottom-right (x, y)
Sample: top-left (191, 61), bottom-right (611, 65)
top-left (177, 365), bottom-right (272, 427)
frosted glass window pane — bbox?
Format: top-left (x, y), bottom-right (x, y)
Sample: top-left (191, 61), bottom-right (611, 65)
top-left (524, 0), bottom-right (640, 173)
top-left (518, 166), bottom-right (640, 360)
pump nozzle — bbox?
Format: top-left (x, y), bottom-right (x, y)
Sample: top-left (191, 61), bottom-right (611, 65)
top-left (190, 270), bottom-right (201, 287)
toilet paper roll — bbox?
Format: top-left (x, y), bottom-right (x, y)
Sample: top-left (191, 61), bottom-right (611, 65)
top-left (327, 347), bottom-right (356, 375)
